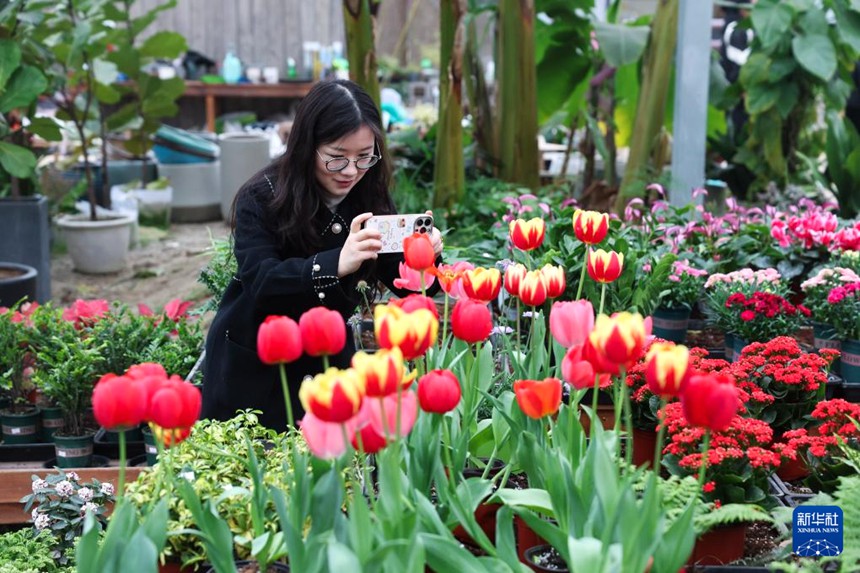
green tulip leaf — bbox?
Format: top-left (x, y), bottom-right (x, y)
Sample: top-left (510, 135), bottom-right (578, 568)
top-left (0, 38), bottom-right (22, 90)
top-left (752, 0), bottom-right (795, 48)
top-left (0, 141), bottom-right (37, 178)
top-left (593, 21), bottom-right (650, 68)
top-left (792, 34), bottom-right (837, 81)
top-left (0, 65), bottom-right (47, 113)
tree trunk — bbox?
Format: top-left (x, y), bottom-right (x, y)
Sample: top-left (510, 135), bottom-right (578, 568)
top-left (464, 10), bottom-right (496, 173)
top-left (343, 0), bottom-right (381, 109)
top-left (497, 0), bottom-right (539, 189)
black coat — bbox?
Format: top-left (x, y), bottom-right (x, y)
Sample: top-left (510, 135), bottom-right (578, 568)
top-left (201, 171), bottom-right (424, 431)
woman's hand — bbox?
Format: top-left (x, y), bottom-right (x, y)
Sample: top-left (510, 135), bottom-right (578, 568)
top-left (338, 213), bottom-right (382, 277)
top-left (426, 210), bottom-right (443, 256)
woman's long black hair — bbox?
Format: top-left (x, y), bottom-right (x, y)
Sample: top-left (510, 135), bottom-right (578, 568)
top-left (265, 79), bottom-right (394, 254)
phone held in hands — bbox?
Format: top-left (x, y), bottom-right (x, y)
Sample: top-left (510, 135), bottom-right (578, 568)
top-left (365, 214), bottom-right (434, 253)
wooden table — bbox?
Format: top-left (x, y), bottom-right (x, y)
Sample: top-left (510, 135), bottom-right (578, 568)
top-left (182, 80), bottom-right (316, 132)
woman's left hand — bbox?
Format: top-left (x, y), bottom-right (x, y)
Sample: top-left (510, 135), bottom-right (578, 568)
top-left (426, 210), bottom-right (443, 256)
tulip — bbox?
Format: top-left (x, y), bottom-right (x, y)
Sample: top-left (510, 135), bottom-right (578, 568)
top-left (462, 267), bottom-right (502, 303)
top-left (403, 232), bottom-right (436, 271)
top-left (368, 389), bottom-right (418, 439)
top-left (645, 342), bottom-right (689, 398)
top-left (351, 419), bottom-right (388, 454)
top-left (504, 263), bottom-right (528, 297)
top-left (351, 348), bottom-right (412, 397)
top-left (257, 315), bottom-right (303, 365)
top-left (148, 376), bottom-right (201, 446)
top-left (389, 293), bottom-right (439, 319)
top-left (451, 299), bottom-right (493, 344)
top-left (518, 270), bottom-right (547, 307)
top-left (417, 369), bottom-right (461, 413)
top-left (299, 307), bottom-right (346, 357)
top-left (375, 304), bottom-right (438, 360)
top-left (509, 217), bottom-right (546, 251)
top-left (299, 367), bottom-right (364, 423)
top-left (393, 262), bottom-right (437, 292)
top-left (572, 209), bottom-right (609, 245)
top-left (549, 300), bottom-right (594, 348)
top-left (92, 374), bottom-right (148, 431)
top-left (540, 264), bottom-right (566, 299)
top-left (561, 345), bottom-right (599, 390)
top-left (514, 378), bottom-right (563, 419)
top-left (301, 410), bottom-right (365, 459)
top-left (431, 262), bottom-right (474, 300)
top-left (125, 362), bottom-right (167, 381)
top-left (588, 312), bottom-right (647, 369)
top-left (681, 373), bottom-right (738, 431)
top-left (587, 249), bottom-right (624, 284)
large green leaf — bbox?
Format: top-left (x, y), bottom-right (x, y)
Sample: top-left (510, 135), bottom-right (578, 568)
top-left (739, 53), bottom-right (771, 87)
top-left (833, 2), bottom-right (860, 53)
top-left (745, 82), bottom-right (779, 114)
top-left (0, 39), bottom-right (21, 90)
top-left (792, 33), bottom-right (837, 81)
top-left (798, 5), bottom-right (829, 35)
top-left (537, 44), bottom-right (592, 120)
top-left (767, 57), bottom-right (797, 83)
top-left (774, 82), bottom-right (799, 118)
top-left (593, 21), bottom-right (650, 68)
top-left (92, 57), bottom-right (118, 86)
top-left (27, 116), bottom-right (62, 141)
top-left (0, 141), bottom-right (37, 177)
top-left (139, 31), bottom-right (187, 60)
top-left (751, 0), bottom-right (795, 48)
top-left (0, 65), bottom-right (47, 112)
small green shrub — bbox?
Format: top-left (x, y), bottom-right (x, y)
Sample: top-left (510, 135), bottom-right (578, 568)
top-left (0, 528), bottom-right (73, 572)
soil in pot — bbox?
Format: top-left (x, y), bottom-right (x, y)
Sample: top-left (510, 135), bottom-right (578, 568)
top-left (684, 328), bottom-right (725, 352)
top-left (206, 561), bottom-right (289, 573)
top-left (524, 544), bottom-right (567, 572)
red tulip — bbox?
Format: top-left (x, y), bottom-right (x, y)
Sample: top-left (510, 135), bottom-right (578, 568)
top-left (645, 342), bottom-right (689, 398)
top-left (299, 307), bottom-right (346, 357)
top-left (509, 218), bottom-right (546, 251)
top-left (389, 293), bottom-right (439, 319)
top-left (514, 378), bottom-right (563, 419)
top-left (681, 373), bottom-right (738, 432)
top-left (257, 315), bottom-right (303, 365)
top-left (403, 233), bottom-right (436, 271)
top-left (504, 263), bottom-right (527, 297)
top-left (572, 209), bottom-right (609, 245)
top-left (125, 362), bottom-right (167, 381)
top-left (518, 270), bottom-right (547, 307)
top-left (92, 374), bottom-right (148, 431)
top-left (561, 345), bottom-right (604, 390)
top-left (550, 300), bottom-right (594, 348)
top-left (417, 369), bottom-right (461, 413)
top-left (451, 299), bottom-right (493, 344)
top-left (587, 249), bottom-right (624, 284)
top-left (148, 376), bottom-right (201, 446)
top-left (462, 267), bottom-right (502, 303)
top-left (540, 264), bottom-right (566, 299)
top-left (351, 419), bottom-right (388, 454)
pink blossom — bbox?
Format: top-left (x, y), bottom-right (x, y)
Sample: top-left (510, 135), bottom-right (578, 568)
top-left (393, 262), bottom-right (436, 292)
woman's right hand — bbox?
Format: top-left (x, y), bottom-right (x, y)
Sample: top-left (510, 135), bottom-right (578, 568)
top-left (338, 212), bottom-right (382, 277)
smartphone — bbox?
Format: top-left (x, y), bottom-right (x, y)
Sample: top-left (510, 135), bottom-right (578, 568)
top-left (365, 214), bottom-right (434, 253)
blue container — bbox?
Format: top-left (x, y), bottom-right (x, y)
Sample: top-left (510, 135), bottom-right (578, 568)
top-left (811, 321), bottom-right (841, 376)
top-left (651, 306), bottom-right (691, 343)
top-left (732, 336), bottom-right (749, 362)
top-left (724, 332), bottom-right (735, 362)
top-left (153, 125), bottom-right (219, 164)
top-left (840, 338), bottom-right (860, 388)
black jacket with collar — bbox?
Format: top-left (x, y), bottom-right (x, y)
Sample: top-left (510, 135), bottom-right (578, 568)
top-left (201, 171), bottom-right (429, 431)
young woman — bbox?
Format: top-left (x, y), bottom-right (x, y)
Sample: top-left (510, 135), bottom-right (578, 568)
top-left (202, 80), bottom-right (442, 430)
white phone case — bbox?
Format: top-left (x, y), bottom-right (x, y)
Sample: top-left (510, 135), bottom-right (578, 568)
top-left (365, 214), bottom-right (434, 253)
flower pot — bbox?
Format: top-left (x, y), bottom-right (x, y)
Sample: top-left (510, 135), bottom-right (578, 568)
top-left (452, 459), bottom-right (506, 545)
top-left (688, 523), bottom-right (747, 566)
top-left (205, 560), bottom-right (290, 573)
top-left (142, 425), bottom-right (158, 466)
top-left (523, 544), bottom-right (568, 572)
top-left (516, 515), bottom-right (548, 564)
top-left (0, 261), bottom-right (37, 307)
top-left (40, 406), bottom-right (64, 442)
top-left (158, 562), bottom-right (198, 573)
top-left (0, 195), bottom-right (51, 302)
top-left (55, 212), bottom-right (135, 274)
top-left (839, 338), bottom-right (860, 389)
top-left (651, 306), bottom-right (691, 343)
top-left (811, 322), bottom-right (841, 376)
top-left (731, 336), bottom-right (749, 362)
top-left (158, 161), bottom-right (222, 222)
top-left (631, 427), bottom-right (658, 468)
top-left (53, 432), bottom-right (95, 468)
top-left (579, 404), bottom-right (616, 435)
top-left (776, 454), bottom-right (810, 482)
top-left (723, 332), bottom-right (734, 363)
top-left (0, 405), bottom-right (41, 444)
top-left (219, 133), bottom-right (271, 221)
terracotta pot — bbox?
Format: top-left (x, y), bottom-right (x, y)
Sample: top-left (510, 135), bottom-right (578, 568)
top-left (776, 453), bottom-right (811, 482)
top-left (516, 515), bottom-right (547, 564)
top-left (688, 523), bottom-right (747, 566)
top-left (578, 404), bottom-right (616, 435)
top-left (158, 562), bottom-right (197, 573)
top-left (631, 427), bottom-right (658, 468)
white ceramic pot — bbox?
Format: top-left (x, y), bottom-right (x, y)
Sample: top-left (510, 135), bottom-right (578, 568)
top-left (157, 161), bottom-right (221, 222)
top-left (56, 212), bottom-right (135, 274)
top-left (219, 133), bottom-right (271, 221)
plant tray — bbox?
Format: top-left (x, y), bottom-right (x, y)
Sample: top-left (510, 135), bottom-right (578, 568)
top-left (0, 442), bottom-right (55, 463)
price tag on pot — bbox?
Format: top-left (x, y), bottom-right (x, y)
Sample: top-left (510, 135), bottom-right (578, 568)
top-left (793, 506), bottom-right (843, 557)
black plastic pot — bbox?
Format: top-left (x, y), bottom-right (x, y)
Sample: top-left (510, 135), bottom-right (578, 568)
top-left (205, 561), bottom-right (289, 573)
top-left (0, 261), bottom-right (37, 307)
top-left (523, 544), bottom-right (568, 572)
top-left (0, 196), bottom-right (50, 302)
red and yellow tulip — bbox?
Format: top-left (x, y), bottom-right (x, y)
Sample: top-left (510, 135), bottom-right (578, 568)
top-left (645, 342), bottom-right (690, 398)
top-left (509, 217), bottom-right (546, 251)
top-left (518, 270), bottom-right (548, 307)
top-left (351, 348), bottom-right (413, 398)
top-left (299, 367), bottom-right (365, 423)
top-left (587, 249), bottom-right (624, 284)
top-left (540, 264), bottom-right (566, 299)
top-left (572, 209), bottom-right (609, 245)
top-left (588, 312), bottom-right (648, 368)
top-left (374, 304), bottom-right (438, 360)
top-left (462, 267), bottom-right (502, 303)
top-left (504, 263), bottom-right (527, 297)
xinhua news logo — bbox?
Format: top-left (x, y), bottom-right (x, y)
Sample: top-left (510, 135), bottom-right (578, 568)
top-left (793, 506), bottom-right (843, 557)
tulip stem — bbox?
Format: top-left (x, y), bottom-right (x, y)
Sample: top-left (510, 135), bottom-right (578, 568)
top-left (620, 366), bottom-right (634, 469)
top-left (575, 248), bottom-right (589, 301)
top-left (530, 310), bottom-right (538, 379)
top-left (378, 397), bottom-right (390, 442)
top-left (652, 398), bottom-right (668, 472)
top-left (590, 373), bottom-right (601, 426)
top-left (697, 430), bottom-right (711, 492)
top-left (117, 430), bottom-right (126, 503)
top-left (480, 446), bottom-right (498, 480)
top-left (279, 364), bottom-right (295, 430)
top-left (515, 299), bottom-right (522, 365)
top-left (441, 416), bottom-right (457, 493)
top-left (598, 283), bottom-right (607, 316)
top-left (420, 271), bottom-right (426, 297)
top-left (442, 294), bottom-right (449, 345)
top-left (354, 432), bottom-right (378, 511)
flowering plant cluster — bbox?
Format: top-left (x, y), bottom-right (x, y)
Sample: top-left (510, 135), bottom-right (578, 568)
top-left (20, 469), bottom-right (115, 566)
top-left (654, 259), bottom-right (708, 310)
top-left (723, 291), bottom-right (810, 343)
top-left (776, 399), bottom-right (860, 492)
top-left (800, 266), bottom-right (860, 325)
top-left (826, 281), bottom-right (860, 340)
top-left (661, 401), bottom-right (781, 504)
top-left (702, 268), bottom-right (786, 332)
top-left (731, 337), bottom-right (836, 434)
top-left (769, 201), bottom-right (839, 252)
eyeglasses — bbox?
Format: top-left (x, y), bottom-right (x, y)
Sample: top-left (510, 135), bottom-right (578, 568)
top-left (316, 145), bottom-right (381, 172)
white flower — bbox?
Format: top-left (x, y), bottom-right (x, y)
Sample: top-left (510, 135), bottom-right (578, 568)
top-left (55, 480), bottom-right (74, 498)
top-left (65, 471), bottom-right (80, 482)
top-left (78, 487), bottom-right (93, 502)
top-left (32, 479), bottom-right (48, 493)
top-left (99, 482), bottom-right (115, 496)
top-left (34, 514), bottom-right (50, 530)
top-left (80, 502), bottom-right (99, 516)
top-left (31, 508), bottom-right (39, 521)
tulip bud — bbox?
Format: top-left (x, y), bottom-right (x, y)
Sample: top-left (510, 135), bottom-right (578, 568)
top-left (514, 378), bottom-right (563, 419)
top-left (403, 233), bottom-right (436, 271)
top-left (417, 369), bottom-right (461, 413)
top-left (299, 307), bottom-right (346, 357)
top-left (257, 315), bottom-right (303, 365)
top-left (451, 299), bottom-right (493, 344)
top-left (462, 267), bottom-right (502, 303)
top-left (148, 375), bottom-right (201, 447)
top-left (390, 293), bottom-right (439, 319)
top-left (351, 420), bottom-right (387, 454)
top-left (587, 249), bottom-right (624, 284)
top-left (518, 270), bottom-right (547, 307)
top-left (540, 264), bottom-right (566, 299)
top-left (504, 263), bottom-right (528, 297)
top-left (645, 342), bottom-right (689, 398)
top-left (681, 373), bottom-right (738, 431)
top-left (509, 218), bottom-right (546, 251)
top-left (299, 367), bottom-right (365, 423)
top-left (572, 209), bottom-right (609, 245)
top-left (550, 300), bottom-right (594, 348)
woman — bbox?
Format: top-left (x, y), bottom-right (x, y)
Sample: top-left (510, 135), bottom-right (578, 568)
top-left (202, 80), bottom-right (442, 431)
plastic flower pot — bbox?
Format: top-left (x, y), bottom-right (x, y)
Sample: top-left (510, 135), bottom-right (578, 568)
top-left (0, 405), bottom-right (41, 444)
top-left (141, 425), bottom-right (158, 466)
top-left (811, 321), bottom-right (841, 376)
top-left (840, 338), bottom-right (860, 388)
top-left (651, 306), bottom-right (691, 343)
top-left (52, 432), bottom-right (95, 468)
top-left (523, 544), bottom-right (568, 572)
top-left (40, 406), bottom-right (64, 442)
top-left (732, 337), bottom-right (749, 362)
top-left (688, 523), bottom-right (747, 566)
top-left (723, 332), bottom-right (735, 363)
top-left (452, 459), bottom-right (507, 545)
top-left (631, 427), bottom-right (658, 469)
top-left (205, 561), bottom-right (290, 573)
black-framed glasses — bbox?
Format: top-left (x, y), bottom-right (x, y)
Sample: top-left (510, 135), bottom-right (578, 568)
top-left (316, 145), bottom-right (380, 172)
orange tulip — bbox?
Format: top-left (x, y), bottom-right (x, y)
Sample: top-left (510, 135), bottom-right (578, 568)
top-left (374, 304), bottom-right (438, 360)
top-left (572, 209), bottom-right (609, 245)
top-left (403, 232), bottom-right (436, 271)
top-left (504, 263), bottom-right (527, 297)
top-left (509, 217), bottom-right (546, 251)
top-left (540, 264), bottom-right (566, 298)
top-left (462, 267), bottom-right (502, 303)
top-left (588, 312), bottom-right (647, 369)
top-left (299, 367), bottom-right (365, 423)
top-left (645, 342), bottom-right (690, 398)
top-left (351, 348), bottom-right (413, 398)
top-left (514, 378), bottom-right (563, 419)
top-left (518, 270), bottom-right (548, 307)
top-left (587, 249), bottom-right (624, 284)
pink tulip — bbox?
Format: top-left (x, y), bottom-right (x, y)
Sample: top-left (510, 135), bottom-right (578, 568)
top-left (299, 409), bottom-right (365, 460)
top-left (367, 390), bottom-right (418, 439)
top-left (393, 262), bottom-right (437, 292)
top-left (549, 300), bottom-right (594, 348)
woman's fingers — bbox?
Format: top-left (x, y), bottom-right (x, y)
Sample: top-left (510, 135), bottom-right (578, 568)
top-left (350, 212), bottom-right (374, 233)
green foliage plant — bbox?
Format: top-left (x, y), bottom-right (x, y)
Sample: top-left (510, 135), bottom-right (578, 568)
top-left (0, 301), bottom-right (36, 412)
top-left (0, 528), bottom-right (73, 573)
top-left (197, 235), bottom-right (237, 314)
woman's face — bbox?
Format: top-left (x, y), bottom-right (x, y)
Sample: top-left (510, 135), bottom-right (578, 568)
top-left (314, 125), bottom-right (377, 203)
